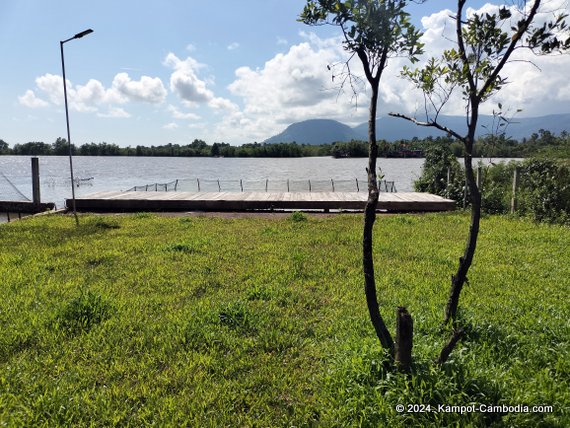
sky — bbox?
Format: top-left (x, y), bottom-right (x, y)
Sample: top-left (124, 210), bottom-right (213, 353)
top-left (1, 0), bottom-right (570, 147)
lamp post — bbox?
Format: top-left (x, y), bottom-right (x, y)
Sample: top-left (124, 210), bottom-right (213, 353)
top-left (60, 29), bottom-right (93, 225)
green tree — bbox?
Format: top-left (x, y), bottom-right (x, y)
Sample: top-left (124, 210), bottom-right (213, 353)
top-left (0, 139), bottom-right (9, 154)
top-left (414, 143), bottom-right (462, 198)
top-left (52, 137), bottom-right (69, 155)
top-left (393, 0), bottom-right (570, 328)
top-left (300, 0), bottom-right (423, 364)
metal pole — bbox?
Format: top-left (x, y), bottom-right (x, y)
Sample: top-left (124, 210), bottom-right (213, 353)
top-left (61, 41), bottom-right (79, 226)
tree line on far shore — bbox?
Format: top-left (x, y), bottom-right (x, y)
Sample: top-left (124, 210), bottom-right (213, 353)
top-left (1, 129), bottom-right (568, 159)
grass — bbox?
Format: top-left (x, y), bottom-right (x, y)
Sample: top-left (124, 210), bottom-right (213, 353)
top-left (0, 212), bottom-right (568, 427)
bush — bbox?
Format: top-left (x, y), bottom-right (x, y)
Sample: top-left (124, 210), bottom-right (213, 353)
top-left (480, 161), bottom-right (517, 214)
top-left (478, 158), bottom-right (570, 224)
top-left (289, 211), bottom-right (308, 222)
top-left (518, 158), bottom-right (570, 224)
top-left (414, 143), bottom-right (464, 205)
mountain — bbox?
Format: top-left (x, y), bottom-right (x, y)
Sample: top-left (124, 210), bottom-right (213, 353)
top-left (263, 119), bottom-right (355, 145)
top-left (263, 114), bottom-right (570, 145)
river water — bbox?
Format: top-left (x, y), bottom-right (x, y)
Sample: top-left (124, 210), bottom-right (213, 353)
top-left (0, 155), bottom-right (520, 210)
top-left (0, 156), bottom-right (426, 209)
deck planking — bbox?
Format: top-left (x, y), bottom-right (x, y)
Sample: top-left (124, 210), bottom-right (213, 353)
top-left (68, 191), bottom-right (455, 212)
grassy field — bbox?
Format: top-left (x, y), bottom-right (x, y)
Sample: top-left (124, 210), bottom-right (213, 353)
top-left (0, 212), bottom-right (568, 427)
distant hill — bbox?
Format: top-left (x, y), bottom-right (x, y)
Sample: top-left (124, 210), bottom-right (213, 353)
top-left (263, 114), bottom-right (570, 145)
top-left (263, 119), bottom-right (355, 145)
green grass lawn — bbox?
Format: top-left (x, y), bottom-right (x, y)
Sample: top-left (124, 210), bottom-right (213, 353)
top-left (0, 212), bottom-right (568, 427)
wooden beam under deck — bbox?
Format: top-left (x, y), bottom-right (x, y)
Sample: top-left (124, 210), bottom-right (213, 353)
top-left (0, 200), bottom-right (56, 214)
top-left (69, 191), bottom-right (456, 212)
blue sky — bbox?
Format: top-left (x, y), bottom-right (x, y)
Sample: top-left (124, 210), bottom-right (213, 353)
top-left (2, 0), bottom-right (569, 147)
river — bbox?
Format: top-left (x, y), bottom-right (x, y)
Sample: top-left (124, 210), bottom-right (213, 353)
top-left (0, 155), bottom-right (520, 211)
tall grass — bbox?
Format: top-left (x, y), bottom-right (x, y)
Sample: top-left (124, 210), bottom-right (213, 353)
top-left (0, 213), bottom-right (568, 426)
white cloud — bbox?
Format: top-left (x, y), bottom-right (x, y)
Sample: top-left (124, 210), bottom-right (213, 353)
top-left (20, 72), bottom-right (167, 114)
top-left (227, 42), bottom-right (240, 51)
top-left (186, 43), bottom-right (197, 52)
top-left (97, 107), bottom-right (131, 118)
top-left (111, 73), bottom-right (167, 104)
top-left (168, 104), bottom-right (201, 120)
top-left (35, 73), bottom-right (66, 105)
top-left (412, 3), bottom-right (570, 118)
top-left (276, 36), bottom-right (288, 46)
top-left (163, 122), bottom-right (179, 130)
top-left (222, 35), bottom-right (367, 142)
top-left (18, 90), bottom-right (49, 108)
top-left (164, 52), bottom-right (237, 111)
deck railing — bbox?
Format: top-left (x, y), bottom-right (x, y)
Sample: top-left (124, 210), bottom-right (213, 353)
top-left (126, 178), bottom-right (397, 193)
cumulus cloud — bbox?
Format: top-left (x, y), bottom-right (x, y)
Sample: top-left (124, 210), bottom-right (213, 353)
top-left (218, 0), bottom-right (570, 144)
top-left (20, 72), bottom-right (167, 114)
top-left (111, 73), bottom-right (167, 104)
top-left (18, 90), bottom-right (49, 108)
top-left (221, 34), bottom-right (370, 142)
top-left (164, 52), bottom-right (238, 111)
top-left (413, 2), bottom-right (570, 117)
top-left (227, 42), bottom-right (240, 51)
top-left (163, 122), bottom-right (179, 130)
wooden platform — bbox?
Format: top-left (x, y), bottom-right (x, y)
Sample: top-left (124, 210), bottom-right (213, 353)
top-left (68, 191), bottom-right (455, 212)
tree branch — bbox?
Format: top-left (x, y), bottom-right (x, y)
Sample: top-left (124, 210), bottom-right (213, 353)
top-left (478, 0), bottom-right (541, 99)
top-left (388, 112), bottom-right (465, 142)
top-left (436, 328), bottom-right (464, 366)
top-left (455, 0), bottom-right (477, 96)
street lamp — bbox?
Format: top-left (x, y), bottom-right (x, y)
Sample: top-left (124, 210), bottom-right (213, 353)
top-left (60, 28), bottom-right (93, 225)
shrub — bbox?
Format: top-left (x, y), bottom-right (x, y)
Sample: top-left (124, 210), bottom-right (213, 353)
top-left (518, 158), bottom-right (570, 224)
top-left (477, 158), bottom-right (569, 223)
top-left (289, 211), bottom-right (308, 222)
top-left (414, 143), bottom-right (464, 205)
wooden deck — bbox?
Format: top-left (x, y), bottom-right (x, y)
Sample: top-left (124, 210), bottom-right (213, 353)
top-left (69, 191), bottom-right (455, 212)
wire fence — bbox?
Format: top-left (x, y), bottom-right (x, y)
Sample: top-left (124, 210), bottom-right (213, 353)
top-left (126, 178), bottom-right (397, 193)
top-left (0, 172), bottom-right (30, 201)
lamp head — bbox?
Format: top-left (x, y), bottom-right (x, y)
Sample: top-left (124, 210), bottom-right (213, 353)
top-left (74, 29), bottom-right (94, 39)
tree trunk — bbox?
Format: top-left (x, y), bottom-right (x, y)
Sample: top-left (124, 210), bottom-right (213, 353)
top-left (363, 83), bottom-right (394, 352)
top-left (444, 115), bottom-right (481, 325)
top-left (395, 307), bottom-right (413, 370)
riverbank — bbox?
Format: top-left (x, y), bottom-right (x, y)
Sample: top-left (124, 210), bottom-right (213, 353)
top-left (0, 213), bottom-right (568, 426)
